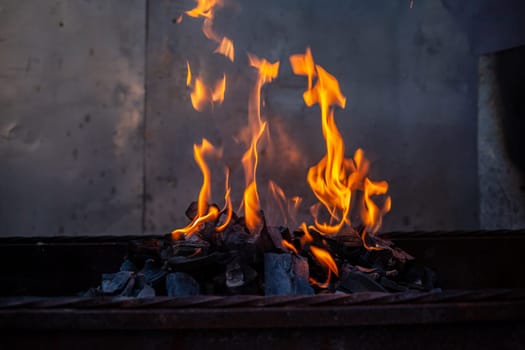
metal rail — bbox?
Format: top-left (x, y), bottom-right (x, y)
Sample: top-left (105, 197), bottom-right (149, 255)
top-left (1, 289), bottom-right (523, 309)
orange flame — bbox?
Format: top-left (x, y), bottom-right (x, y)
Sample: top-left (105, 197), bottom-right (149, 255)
top-left (291, 47), bottom-right (391, 242)
top-left (186, 61), bottom-right (192, 87)
top-left (299, 222), bottom-right (313, 247)
top-left (241, 122), bottom-right (267, 234)
top-left (216, 168), bottom-right (233, 232)
top-left (282, 239), bottom-right (298, 254)
top-left (186, 0), bottom-right (218, 19)
top-left (361, 178), bottom-right (392, 234)
top-left (189, 74), bottom-right (226, 112)
top-left (290, 49), bottom-right (349, 234)
top-left (171, 139), bottom-right (231, 239)
top-left (240, 54), bottom-right (280, 234)
top-left (289, 46), bottom-right (316, 91)
top-left (309, 245), bottom-right (338, 288)
top-left (214, 37), bottom-right (235, 62)
top-left (185, 0), bottom-right (235, 61)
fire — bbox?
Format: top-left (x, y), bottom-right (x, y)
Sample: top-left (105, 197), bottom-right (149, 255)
top-left (309, 245), bottom-right (339, 288)
top-left (361, 178), bottom-right (392, 234)
top-left (281, 239), bottom-right (298, 254)
top-left (188, 71), bottom-right (226, 112)
top-left (290, 47), bottom-right (391, 239)
top-left (214, 37), bottom-right (235, 62)
top-left (216, 168), bottom-right (233, 232)
top-left (176, 36), bottom-right (392, 289)
top-left (186, 61), bottom-right (192, 87)
top-left (171, 139), bottom-right (232, 239)
top-left (185, 0), bottom-right (235, 62)
top-left (289, 46), bottom-right (316, 91)
top-left (185, 0), bottom-right (217, 19)
top-left (268, 180), bottom-right (302, 227)
top-left (240, 54), bottom-right (280, 234)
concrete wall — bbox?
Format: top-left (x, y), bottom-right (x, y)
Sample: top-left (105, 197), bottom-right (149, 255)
top-left (0, 0), bottom-right (524, 236)
top-left (0, 1), bottom-right (145, 235)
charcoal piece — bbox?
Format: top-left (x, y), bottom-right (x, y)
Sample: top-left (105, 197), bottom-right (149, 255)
top-left (167, 251), bottom-right (228, 271)
top-left (379, 277), bottom-right (409, 292)
top-left (141, 259), bottom-right (167, 285)
top-left (134, 273), bottom-right (146, 290)
top-left (264, 253), bottom-right (314, 295)
top-left (222, 226), bottom-right (252, 249)
top-left (338, 270), bottom-right (388, 293)
top-left (136, 284), bottom-right (156, 298)
top-left (256, 225), bottom-right (291, 254)
top-left (371, 235), bottom-right (414, 263)
top-left (423, 267), bottom-right (437, 290)
top-left (355, 265), bottom-right (379, 274)
top-left (119, 275), bottom-right (136, 296)
top-left (265, 226), bottom-right (288, 251)
top-left (403, 265), bottom-right (436, 290)
top-left (386, 270), bottom-right (399, 278)
top-left (82, 287), bottom-right (101, 297)
top-left (120, 259), bottom-right (137, 272)
top-left (185, 201), bottom-right (199, 220)
top-left (198, 220), bottom-right (220, 241)
top-left (166, 272), bottom-right (200, 296)
top-left (170, 239), bottom-right (209, 260)
top-left (225, 261), bottom-right (244, 288)
top-left (336, 229), bottom-right (362, 247)
top-left (101, 271), bottom-right (133, 294)
top-left (128, 239), bottom-right (162, 260)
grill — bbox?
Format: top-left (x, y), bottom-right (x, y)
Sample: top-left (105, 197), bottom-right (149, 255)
top-left (1, 231), bottom-right (524, 349)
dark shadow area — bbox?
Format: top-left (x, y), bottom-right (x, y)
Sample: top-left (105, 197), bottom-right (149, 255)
top-left (495, 45), bottom-right (525, 175)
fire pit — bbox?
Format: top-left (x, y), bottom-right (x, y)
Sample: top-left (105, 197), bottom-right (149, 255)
top-left (1, 231), bottom-right (524, 349)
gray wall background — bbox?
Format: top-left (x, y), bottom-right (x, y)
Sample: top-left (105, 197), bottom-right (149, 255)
top-left (0, 0), bottom-right (524, 236)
